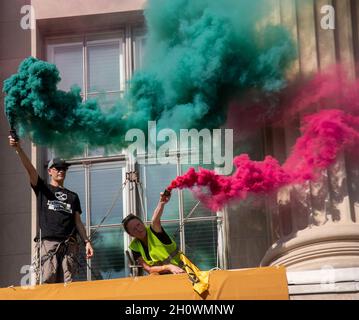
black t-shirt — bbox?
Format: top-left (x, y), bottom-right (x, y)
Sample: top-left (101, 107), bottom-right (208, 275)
top-left (31, 176), bottom-right (82, 241)
top-left (131, 226), bottom-right (172, 263)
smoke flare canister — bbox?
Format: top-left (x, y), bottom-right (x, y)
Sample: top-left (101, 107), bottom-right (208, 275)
top-left (9, 129), bottom-right (19, 142)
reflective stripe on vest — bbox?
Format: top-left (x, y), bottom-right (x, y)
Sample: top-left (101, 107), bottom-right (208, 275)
top-left (129, 226), bottom-right (181, 266)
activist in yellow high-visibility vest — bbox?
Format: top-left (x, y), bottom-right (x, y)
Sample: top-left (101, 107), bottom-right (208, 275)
top-left (129, 225), bottom-right (182, 268)
top-left (122, 191), bottom-right (210, 294)
top-left (122, 192), bottom-right (185, 275)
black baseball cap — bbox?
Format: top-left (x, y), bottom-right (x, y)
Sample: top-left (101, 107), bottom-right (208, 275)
top-left (47, 158), bottom-right (71, 170)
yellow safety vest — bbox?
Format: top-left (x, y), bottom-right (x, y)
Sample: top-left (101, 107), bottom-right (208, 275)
top-left (129, 226), bottom-right (181, 266)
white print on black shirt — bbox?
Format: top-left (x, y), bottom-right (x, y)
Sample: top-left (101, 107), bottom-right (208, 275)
top-left (55, 191), bottom-right (67, 201)
top-left (46, 191), bottom-right (72, 214)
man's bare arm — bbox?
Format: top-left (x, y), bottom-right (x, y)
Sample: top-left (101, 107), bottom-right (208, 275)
top-left (75, 212), bottom-right (94, 259)
top-left (9, 136), bottom-right (38, 186)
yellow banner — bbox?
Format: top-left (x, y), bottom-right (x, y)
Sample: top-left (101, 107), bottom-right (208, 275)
top-left (0, 266), bottom-right (289, 300)
top-left (179, 253), bottom-right (210, 295)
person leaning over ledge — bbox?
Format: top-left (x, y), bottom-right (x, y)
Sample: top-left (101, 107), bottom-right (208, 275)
top-left (122, 192), bottom-right (185, 275)
top-left (8, 135), bottom-right (94, 284)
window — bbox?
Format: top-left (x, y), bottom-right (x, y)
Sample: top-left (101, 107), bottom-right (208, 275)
top-left (52, 43), bottom-right (83, 92)
top-left (47, 33), bottom-right (125, 158)
top-left (90, 163), bottom-right (124, 226)
top-left (133, 30), bottom-right (146, 71)
top-left (138, 161), bottom-right (221, 271)
top-left (45, 29), bottom-right (226, 281)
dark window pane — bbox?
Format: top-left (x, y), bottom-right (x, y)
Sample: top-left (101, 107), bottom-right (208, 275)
top-left (161, 222), bottom-right (181, 245)
top-left (184, 220), bottom-right (218, 270)
top-left (90, 163), bottom-right (124, 225)
top-left (64, 165), bottom-right (86, 224)
top-left (73, 241), bottom-right (89, 281)
top-left (90, 227), bottom-right (125, 280)
top-left (140, 164), bottom-right (179, 221)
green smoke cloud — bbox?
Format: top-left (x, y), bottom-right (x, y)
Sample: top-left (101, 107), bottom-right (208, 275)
top-left (3, 0), bottom-right (296, 157)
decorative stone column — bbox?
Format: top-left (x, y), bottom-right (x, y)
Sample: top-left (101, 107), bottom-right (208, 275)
top-left (261, 154), bottom-right (359, 270)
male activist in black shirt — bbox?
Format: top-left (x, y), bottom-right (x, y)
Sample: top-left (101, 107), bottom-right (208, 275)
top-left (9, 135), bottom-right (94, 284)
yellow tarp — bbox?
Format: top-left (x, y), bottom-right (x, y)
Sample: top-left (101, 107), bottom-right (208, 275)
top-left (0, 266), bottom-right (288, 300)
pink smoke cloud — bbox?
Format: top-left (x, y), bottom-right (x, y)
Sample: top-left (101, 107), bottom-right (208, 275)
top-left (287, 65), bottom-right (359, 116)
top-left (167, 66), bottom-right (359, 211)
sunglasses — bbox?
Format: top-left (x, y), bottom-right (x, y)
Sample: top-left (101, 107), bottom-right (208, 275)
top-left (52, 166), bottom-right (68, 172)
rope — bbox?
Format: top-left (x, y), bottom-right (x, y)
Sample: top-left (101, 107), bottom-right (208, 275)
top-left (85, 174), bottom-right (138, 279)
top-left (89, 179), bottom-right (128, 241)
top-left (172, 200), bottom-right (201, 240)
top-left (35, 237), bottom-right (94, 284)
